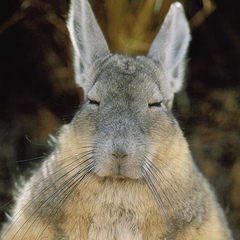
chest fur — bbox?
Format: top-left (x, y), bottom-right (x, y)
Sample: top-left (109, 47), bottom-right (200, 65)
top-left (88, 216), bottom-right (143, 240)
top-left (61, 203), bottom-right (146, 240)
top-left (59, 179), bottom-right (165, 240)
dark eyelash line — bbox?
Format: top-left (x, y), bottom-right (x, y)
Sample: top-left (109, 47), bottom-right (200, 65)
top-left (148, 101), bottom-right (162, 108)
top-left (88, 99), bottom-right (100, 106)
top-left (88, 98), bottom-right (162, 108)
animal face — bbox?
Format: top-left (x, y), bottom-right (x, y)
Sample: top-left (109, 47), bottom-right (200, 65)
top-left (70, 54), bottom-right (184, 180)
top-left (67, 0), bottom-right (190, 180)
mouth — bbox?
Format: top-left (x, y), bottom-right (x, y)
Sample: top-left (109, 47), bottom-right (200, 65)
top-left (94, 162), bottom-right (142, 180)
top-left (109, 174), bottom-right (126, 179)
top-left (95, 173), bottom-right (142, 186)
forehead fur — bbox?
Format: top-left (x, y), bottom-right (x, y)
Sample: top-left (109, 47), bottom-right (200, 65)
top-left (87, 54), bottom-right (172, 101)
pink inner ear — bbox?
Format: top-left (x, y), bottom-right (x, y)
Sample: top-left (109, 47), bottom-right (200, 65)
top-left (147, 2), bottom-right (190, 94)
top-left (68, 0), bottom-right (110, 74)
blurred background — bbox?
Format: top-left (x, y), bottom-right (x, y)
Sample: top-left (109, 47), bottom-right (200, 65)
top-left (0, 0), bottom-right (239, 238)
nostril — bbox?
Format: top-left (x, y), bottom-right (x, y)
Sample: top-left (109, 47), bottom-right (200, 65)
top-left (112, 151), bottom-right (128, 160)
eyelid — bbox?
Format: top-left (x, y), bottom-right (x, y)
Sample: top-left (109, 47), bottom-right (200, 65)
top-left (88, 98), bottom-right (100, 105)
top-left (148, 101), bottom-right (162, 108)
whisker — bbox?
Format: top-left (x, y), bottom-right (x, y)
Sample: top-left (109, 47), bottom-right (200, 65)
top-left (0, 156), bottom-right (46, 166)
top-left (144, 155), bottom-right (187, 240)
top-left (27, 162), bottom-right (94, 240)
top-left (142, 167), bottom-right (181, 238)
top-left (0, 142), bottom-right (93, 165)
top-left (36, 165), bottom-right (94, 239)
top-left (141, 166), bottom-right (169, 224)
top-left (146, 150), bottom-right (186, 194)
top-left (10, 159), bottom-right (93, 240)
top-left (144, 157), bottom-right (175, 211)
top-left (2, 151), bottom-right (93, 239)
top-left (1, 149), bottom-right (94, 211)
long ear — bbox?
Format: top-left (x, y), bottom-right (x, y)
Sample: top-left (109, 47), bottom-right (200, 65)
top-left (148, 2), bottom-right (191, 93)
top-left (67, 0), bottom-right (110, 86)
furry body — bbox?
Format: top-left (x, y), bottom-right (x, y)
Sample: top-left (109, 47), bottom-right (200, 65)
top-left (1, 0), bottom-right (233, 239)
top-left (2, 120), bottom-right (232, 239)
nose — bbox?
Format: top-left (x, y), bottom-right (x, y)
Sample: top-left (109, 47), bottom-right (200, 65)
top-left (112, 149), bottom-right (128, 160)
top-left (111, 149), bottom-right (129, 177)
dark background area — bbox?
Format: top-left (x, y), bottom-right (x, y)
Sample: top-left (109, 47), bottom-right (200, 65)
top-left (0, 0), bottom-right (239, 238)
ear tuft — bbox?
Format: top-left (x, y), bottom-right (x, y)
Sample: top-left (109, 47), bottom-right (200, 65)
top-left (148, 2), bottom-right (191, 93)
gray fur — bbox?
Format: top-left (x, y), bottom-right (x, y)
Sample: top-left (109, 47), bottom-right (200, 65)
top-left (1, 0), bottom-right (233, 239)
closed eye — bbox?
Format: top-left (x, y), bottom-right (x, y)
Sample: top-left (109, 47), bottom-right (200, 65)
top-left (88, 99), bottom-right (100, 106)
top-left (148, 101), bottom-right (162, 108)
